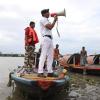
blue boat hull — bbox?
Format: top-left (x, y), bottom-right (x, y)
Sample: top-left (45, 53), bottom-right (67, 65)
top-left (11, 73), bottom-right (70, 98)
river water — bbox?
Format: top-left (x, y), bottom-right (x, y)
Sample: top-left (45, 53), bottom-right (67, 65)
top-left (0, 57), bottom-right (100, 100)
top-left (0, 57), bottom-right (24, 100)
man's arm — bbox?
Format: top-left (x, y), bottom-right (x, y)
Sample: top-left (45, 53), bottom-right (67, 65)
top-left (45, 16), bottom-right (58, 30)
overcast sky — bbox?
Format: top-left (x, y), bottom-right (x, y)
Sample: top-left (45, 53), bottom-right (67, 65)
top-left (0, 0), bottom-right (100, 55)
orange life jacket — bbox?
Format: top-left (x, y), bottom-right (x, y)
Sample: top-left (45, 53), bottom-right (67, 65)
top-left (25, 27), bottom-right (39, 46)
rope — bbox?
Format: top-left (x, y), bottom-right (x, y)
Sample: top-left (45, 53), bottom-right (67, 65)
top-left (56, 20), bottom-right (60, 37)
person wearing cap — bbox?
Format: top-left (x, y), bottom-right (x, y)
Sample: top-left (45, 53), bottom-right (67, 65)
top-left (24, 21), bottom-right (39, 68)
top-left (38, 9), bottom-right (58, 77)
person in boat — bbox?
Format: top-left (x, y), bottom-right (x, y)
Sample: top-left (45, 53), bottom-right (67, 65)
top-left (80, 46), bottom-right (88, 66)
top-left (38, 9), bottom-right (58, 77)
top-left (35, 45), bottom-right (47, 69)
top-left (52, 44), bottom-right (61, 68)
top-left (35, 46), bottom-right (41, 68)
top-left (24, 21), bottom-right (39, 68)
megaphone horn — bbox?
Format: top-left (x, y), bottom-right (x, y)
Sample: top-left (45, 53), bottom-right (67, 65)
top-left (51, 9), bottom-right (66, 17)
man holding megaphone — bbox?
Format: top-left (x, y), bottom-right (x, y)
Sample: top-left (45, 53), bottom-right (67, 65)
top-left (38, 9), bottom-right (58, 77)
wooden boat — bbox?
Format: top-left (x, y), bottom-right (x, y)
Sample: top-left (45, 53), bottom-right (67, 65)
top-left (9, 66), bottom-right (70, 98)
top-left (58, 54), bottom-right (71, 68)
top-left (59, 53), bottom-right (100, 75)
top-left (93, 54), bottom-right (100, 65)
top-left (68, 53), bottom-right (100, 75)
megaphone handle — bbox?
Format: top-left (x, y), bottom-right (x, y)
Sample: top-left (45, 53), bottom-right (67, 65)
top-left (56, 20), bottom-right (60, 37)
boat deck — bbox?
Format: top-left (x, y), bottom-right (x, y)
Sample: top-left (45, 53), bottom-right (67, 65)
top-left (14, 66), bottom-right (68, 81)
top-left (21, 73), bottom-right (59, 81)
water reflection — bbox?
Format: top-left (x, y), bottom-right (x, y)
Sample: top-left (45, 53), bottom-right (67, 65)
top-left (6, 86), bottom-right (68, 100)
top-left (7, 87), bottom-right (28, 100)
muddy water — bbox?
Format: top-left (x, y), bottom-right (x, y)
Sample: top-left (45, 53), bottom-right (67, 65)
top-left (0, 57), bottom-right (100, 100)
top-left (0, 57), bottom-right (24, 100)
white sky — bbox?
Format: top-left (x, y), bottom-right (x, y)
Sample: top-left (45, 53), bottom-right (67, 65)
top-left (0, 0), bottom-right (100, 55)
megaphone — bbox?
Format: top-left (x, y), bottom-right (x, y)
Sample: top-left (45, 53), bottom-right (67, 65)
top-left (51, 9), bottom-right (66, 17)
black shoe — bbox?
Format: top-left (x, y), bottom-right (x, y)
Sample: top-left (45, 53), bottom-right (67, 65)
top-left (47, 73), bottom-right (55, 77)
top-left (37, 73), bottom-right (45, 77)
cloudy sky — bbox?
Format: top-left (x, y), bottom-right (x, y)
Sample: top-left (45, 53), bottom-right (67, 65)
top-left (0, 0), bottom-right (100, 55)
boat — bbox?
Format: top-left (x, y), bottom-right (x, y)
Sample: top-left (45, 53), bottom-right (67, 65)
top-left (59, 53), bottom-right (100, 75)
top-left (8, 66), bottom-right (70, 99)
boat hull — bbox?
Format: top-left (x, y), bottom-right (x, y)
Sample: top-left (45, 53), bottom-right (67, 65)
top-left (11, 73), bottom-right (70, 98)
top-left (69, 65), bottom-right (100, 76)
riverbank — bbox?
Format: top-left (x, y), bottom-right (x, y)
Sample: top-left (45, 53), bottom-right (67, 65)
top-left (67, 73), bottom-right (100, 100)
top-left (0, 54), bottom-right (24, 57)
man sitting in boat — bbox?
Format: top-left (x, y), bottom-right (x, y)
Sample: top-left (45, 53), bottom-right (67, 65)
top-left (24, 21), bottom-right (39, 68)
top-left (80, 46), bottom-right (88, 66)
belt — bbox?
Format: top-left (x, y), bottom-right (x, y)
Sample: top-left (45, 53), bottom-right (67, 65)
top-left (43, 35), bottom-right (52, 39)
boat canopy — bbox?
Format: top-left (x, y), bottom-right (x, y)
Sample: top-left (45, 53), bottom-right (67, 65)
top-left (93, 54), bottom-right (100, 64)
top-left (67, 53), bottom-right (80, 67)
top-left (59, 53), bottom-right (100, 68)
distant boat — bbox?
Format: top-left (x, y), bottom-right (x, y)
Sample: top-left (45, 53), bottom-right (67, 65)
top-left (59, 53), bottom-right (100, 75)
top-left (8, 66), bottom-right (70, 99)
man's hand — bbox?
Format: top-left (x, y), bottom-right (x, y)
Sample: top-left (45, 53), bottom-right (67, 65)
top-left (54, 15), bottom-right (58, 22)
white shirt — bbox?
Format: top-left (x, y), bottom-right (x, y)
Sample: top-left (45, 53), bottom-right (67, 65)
top-left (40, 17), bottom-right (52, 37)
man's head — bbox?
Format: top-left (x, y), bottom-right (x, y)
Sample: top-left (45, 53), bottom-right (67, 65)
top-left (41, 9), bottom-right (49, 18)
top-left (82, 46), bottom-right (85, 50)
top-left (56, 44), bottom-right (59, 48)
top-left (30, 21), bottom-right (35, 28)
